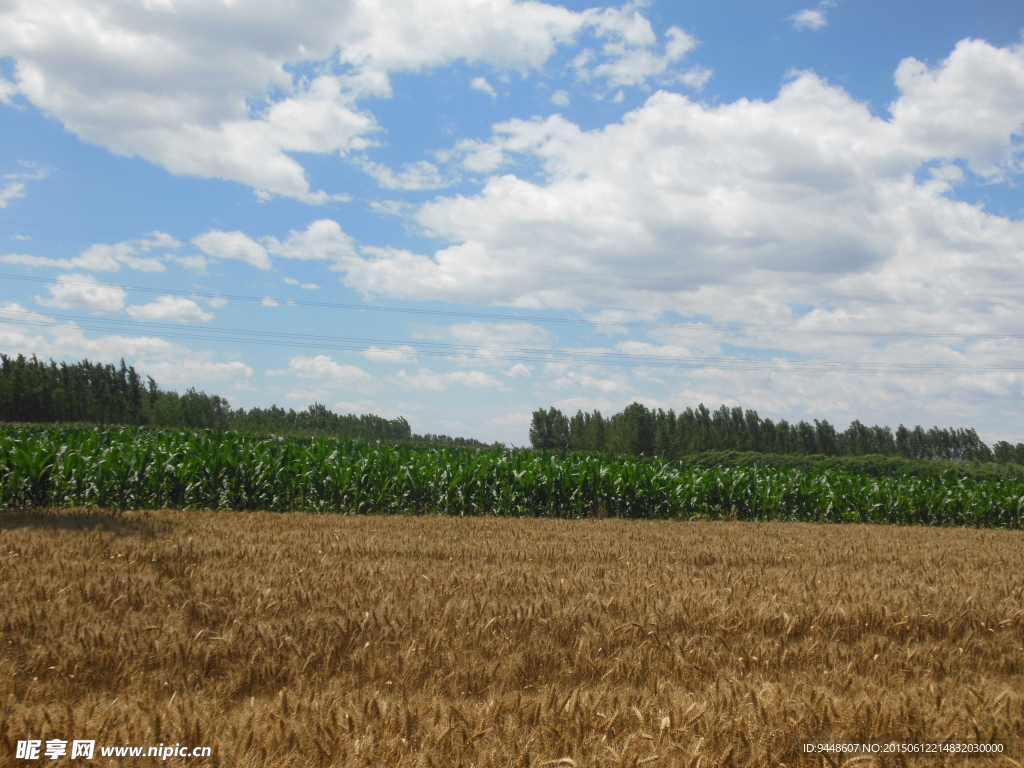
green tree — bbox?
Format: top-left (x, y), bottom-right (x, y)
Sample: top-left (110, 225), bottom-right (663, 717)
top-left (530, 407), bottom-right (570, 450)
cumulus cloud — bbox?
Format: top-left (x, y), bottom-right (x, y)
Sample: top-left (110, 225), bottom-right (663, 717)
top-left (0, 77), bottom-right (15, 103)
top-left (36, 273), bottom-right (127, 314)
top-left (392, 368), bottom-right (505, 392)
top-left (0, 161), bottom-right (49, 207)
top-left (357, 159), bottom-right (449, 190)
top-left (193, 219), bottom-right (358, 271)
top-left (288, 354), bottom-right (375, 392)
top-left (445, 321), bottom-right (554, 355)
top-left (550, 89), bottom-right (570, 106)
top-left (0, 0), bottom-right (692, 201)
top-left (335, 38), bottom-right (1024, 316)
top-left (283, 277), bottom-right (319, 289)
top-left (370, 200), bottom-right (415, 217)
top-left (322, 37), bottom-right (1024, 437)
top-left (2, 232), bottom-right (178, 272)
top-left (192, 230), bottom-right (271, 270)
top-left (676, 66), bottom-right (712, 89)
top-left (891, 39), bottom-right (1024, 178)
top-left (362, 345), bottom-right (418, 363)
top-left (0, 301), bottom-right (253, 396)
top-left (471, 77), bottom-right (497, 97)
top-left (264, 219), bottom-right (358, 266)
top-left (792, 9), bottom-right (828, 30)
top-left (579, 22), bottom-right (698, 88)
top-left (504, 363), bottom-right (532, 377)
top-left (0, 301), bottom-right (189, 361)
top-left (140, 359), bottom-right (253, 386)
top-left (488, 411), bottom-right (532, 426)
top-left (0, 181), bottom-right (25, 208)
top-left (126, 296), bottom-right (214, 323)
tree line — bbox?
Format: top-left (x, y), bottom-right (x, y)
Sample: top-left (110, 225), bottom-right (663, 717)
top-left (0, 354), bottom-right (489, 445)
top-left (530, 402), bottom-right (1024, 464)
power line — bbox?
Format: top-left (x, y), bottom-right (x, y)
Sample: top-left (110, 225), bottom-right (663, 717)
top-left (2, 307), bottom-right (1021, 375)
top-left (3, 272), bottom-right (1023, 340)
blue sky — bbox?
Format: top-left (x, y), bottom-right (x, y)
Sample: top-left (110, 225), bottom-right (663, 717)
top-left (1, 0), bottom-right (1024, 445)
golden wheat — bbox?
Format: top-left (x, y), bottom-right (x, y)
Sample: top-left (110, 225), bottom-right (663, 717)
top-left (0, 510), bottom-right (1021, 766)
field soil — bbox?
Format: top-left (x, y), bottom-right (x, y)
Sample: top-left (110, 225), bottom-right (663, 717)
top-left (0, 510), bottom-right (1022, 767)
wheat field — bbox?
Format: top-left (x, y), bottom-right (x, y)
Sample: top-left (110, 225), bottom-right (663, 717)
top-left (0, 510), bottom-right (1022, 767)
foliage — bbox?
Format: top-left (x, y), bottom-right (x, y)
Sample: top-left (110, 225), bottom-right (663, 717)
top-left (677, 450), bottom-right (1024, 481)
top-left (0, 354), bottom-right (457, 443)
top-left (0, 353), bottom-right (153, 425)
top-left (2, 426), bottom-right (1023, 526)
top-left (529, 407), bottom-right (570, 450)
top-left (532, 401), bottom-right (1019, 463)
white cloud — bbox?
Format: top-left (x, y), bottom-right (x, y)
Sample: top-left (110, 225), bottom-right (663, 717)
top-left (261, 297), bottom-right (279, 307)
top-left (0, 162), bottom-right (49, 207)
top-left (192, 230), bottom-right (271, 270)
top-left (141, 359), bottom-right (253, 386)
top-left (792, 9), bottom-right (827, 30)
top-left (126, 296), bottom-right (214, 323)
top-left (456, 138), bottom-right (508, 173)
top-left (471, 77), bottom-right (497, 97)
top-left (0, 301), bottom-right (252, 395)
top-left (677, 66), bottom-right (712, 89)
top-left (0, 181), bottom-right (25, 208)
top-left (0, 77), bottom-right (15, 103)
top-left (370, 199), bottom-right (415, 216)
top-left (326, 37), bottom-right (1024, 438)
top-left (449, 321), bottom-right (553, 346)
top-left (792, 1), bottom-right (835, 32)
top-left (488, 411), bottom-right (532, 427)
top-left (4, 161), bottom-right (48, 182)
top-left (0, 0), bottom-right (691, 201)
top-left (891, 39), bottom-right (1024, 178)
top-left (337, 39), bottom-right (1024, 314)
top-left (284, 277), bottom-right (319, 290)
top-left (0, 301), bottom-right (188, 361)
top-left (409, 321), bottom-right (553, 363)
top-left (358, 159), bottom-right (448, 190)
top-left (550, 90), bottom-right (570, 106)
top-left (333, 399), bottom-right (377, 413)
top-left (504, 363), bottom-right (532, 377)
top-left (582, 24), bottom-right (697, 88)
top-left (36, 273), bottom-right (127, 314)
top-left (173, 254), bottom-right (208, 272)
top-left (552, 367), bottom-right (631, 394)
top-left (288, 354), bottom-right (375, 392)
top-left (362, 345), bottom-right (418, 363)
top-left (552, 396), bottom-right (615, 414)
top-left (1, 232), bottom-right (177, 272)
top-left (265, 219), bottom-right (358, 266)
top-left (193, 219), bottom-right (358, 271)
top-left (392, 367), bottom-right (505, 392)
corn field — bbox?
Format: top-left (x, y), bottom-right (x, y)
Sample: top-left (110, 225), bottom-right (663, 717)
top-left (2, 427), bottom-right (1023, 526)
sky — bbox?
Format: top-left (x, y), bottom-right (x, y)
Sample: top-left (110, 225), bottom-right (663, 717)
top-left (1, 0), bottom-right (1024, 446)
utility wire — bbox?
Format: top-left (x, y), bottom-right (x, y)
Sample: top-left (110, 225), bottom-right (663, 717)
top-left (3, 218), bottom-right (1024, 301)
top-left (2, 272), bottom-right (1023, 340)
top-left (2, 308), bottom-right (1021, 375)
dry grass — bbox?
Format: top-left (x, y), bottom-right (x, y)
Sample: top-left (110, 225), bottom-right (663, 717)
top-left (0, 510), bottom-right (1022, 767)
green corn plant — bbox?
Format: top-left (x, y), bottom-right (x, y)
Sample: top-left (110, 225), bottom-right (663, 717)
top-left (1, 426), bottom-right (1022, 527)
